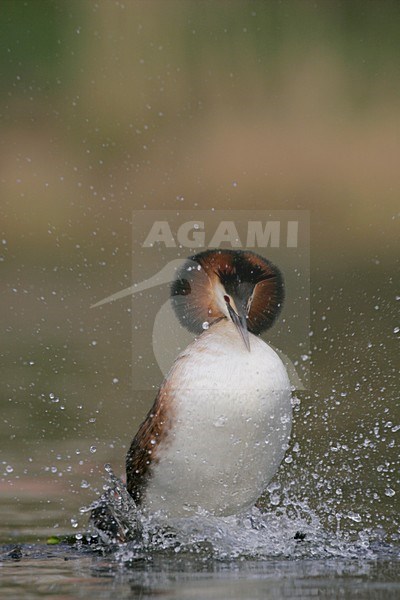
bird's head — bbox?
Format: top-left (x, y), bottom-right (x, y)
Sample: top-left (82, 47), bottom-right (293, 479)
top-left (171, 249), bottom-right (284, 351)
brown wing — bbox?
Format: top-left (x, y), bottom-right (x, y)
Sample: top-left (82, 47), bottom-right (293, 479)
top-left (126, 383), bottom-right (174, 504)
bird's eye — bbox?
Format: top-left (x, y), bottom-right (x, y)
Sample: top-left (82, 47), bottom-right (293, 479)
top-left (223, 294), bottom-right (231, 304)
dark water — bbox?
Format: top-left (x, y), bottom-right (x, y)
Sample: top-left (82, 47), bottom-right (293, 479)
top-left (1, 543), bottom-right (400, 600)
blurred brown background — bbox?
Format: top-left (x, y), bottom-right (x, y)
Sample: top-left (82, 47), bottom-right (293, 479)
top-left (0, 0), bottom-right (398, 540)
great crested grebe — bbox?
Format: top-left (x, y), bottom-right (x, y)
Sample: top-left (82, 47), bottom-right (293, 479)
top-left (125, 249), bottom-right (292, 519)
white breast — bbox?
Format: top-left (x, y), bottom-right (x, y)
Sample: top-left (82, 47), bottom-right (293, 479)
top-left (143, 320), bottom-right (292, 518)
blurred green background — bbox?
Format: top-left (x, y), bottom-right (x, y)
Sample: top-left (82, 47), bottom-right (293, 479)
top-left (0, 0), bottom-right (398, 541)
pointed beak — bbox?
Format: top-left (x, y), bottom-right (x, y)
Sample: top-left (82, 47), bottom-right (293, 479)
top-left (227, 303), bottom-right (251, 351)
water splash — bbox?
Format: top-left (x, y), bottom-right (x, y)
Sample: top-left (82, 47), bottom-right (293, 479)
top-left (80, 465), bottom-right (399, 564)
top-left (80, 464), bottom-right (142, 545)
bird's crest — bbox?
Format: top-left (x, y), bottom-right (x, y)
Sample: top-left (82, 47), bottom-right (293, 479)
top-left (171, 249), bottom-right (284, 335)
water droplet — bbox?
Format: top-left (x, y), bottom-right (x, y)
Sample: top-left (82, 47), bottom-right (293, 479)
top-left (70, 518), bottom-right (78, 528)
top-left (347, 511), bottom-right (362, 523)
top-left (385, 488), bottom-right (395, 497)
top-left (270, 492), bottom-right (280, 505)
top-left (6, 465), bottom-right (13, 473)
top-left (393, 326), bottom-right (399, 334)
top-left (112, 377), bottom-right (119, 384)
top-left (80, 480), bottom-right (90, 489)
top-left (202, 321), bottom-right (210, 330)
top-left (89, 445), bottom-right (97, 454)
